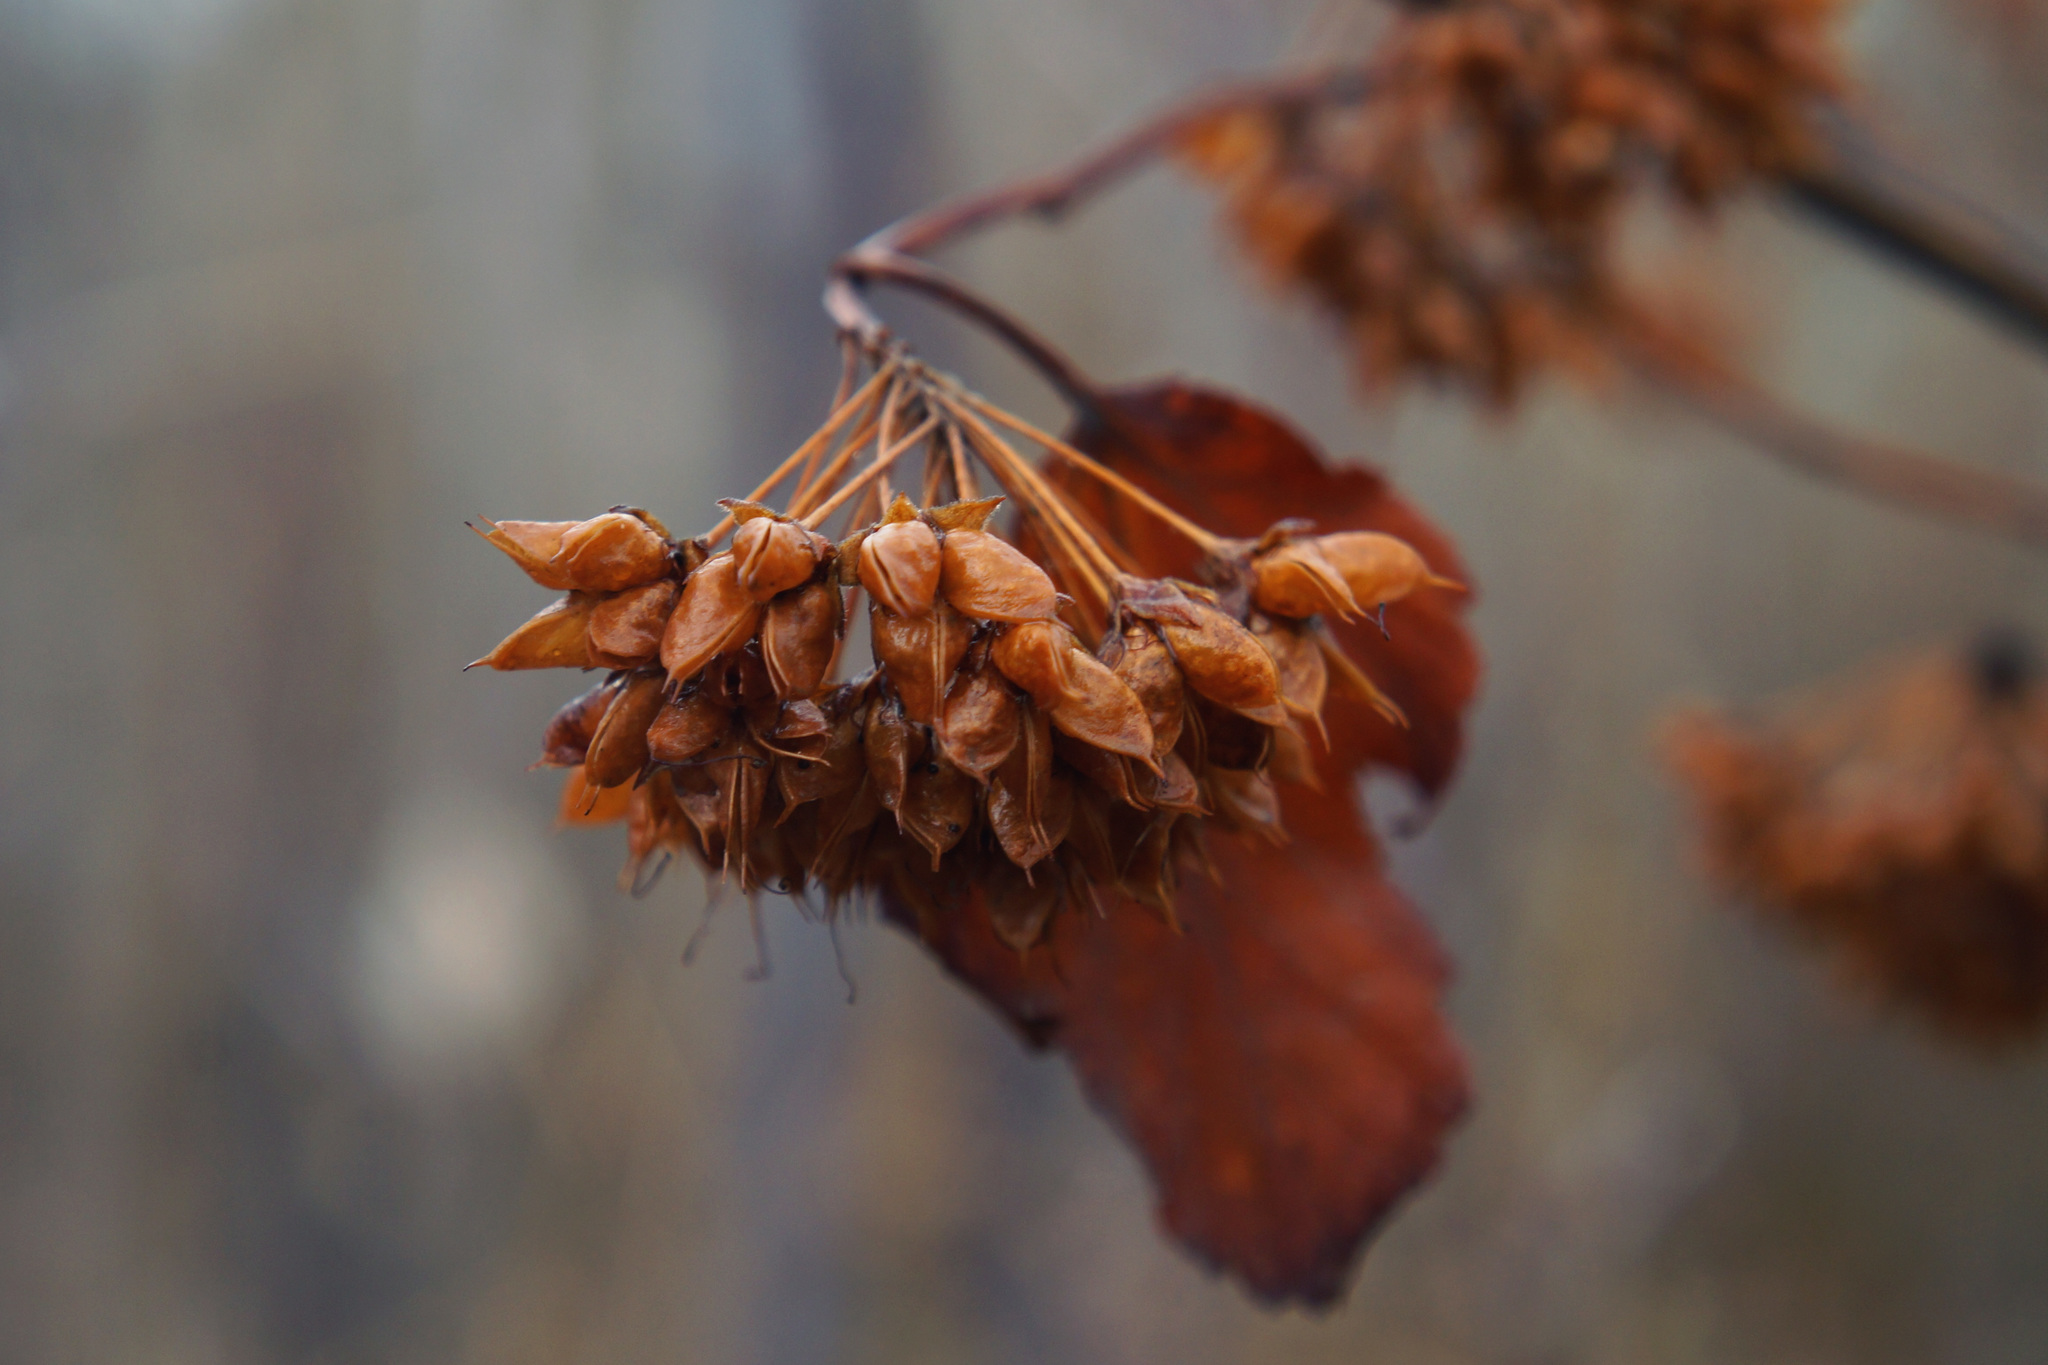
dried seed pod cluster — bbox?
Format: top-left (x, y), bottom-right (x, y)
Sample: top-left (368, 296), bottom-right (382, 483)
top-left (1176, 0), bottom-right (1843, 400)
top-left (471, 482), bottom-right (1459, 953)
top-left (1664, 633), bottom-right (2048, 1045)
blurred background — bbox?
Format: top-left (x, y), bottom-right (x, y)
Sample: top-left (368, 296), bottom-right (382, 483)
top-left (3, 0), bottom-right (2047, 1361)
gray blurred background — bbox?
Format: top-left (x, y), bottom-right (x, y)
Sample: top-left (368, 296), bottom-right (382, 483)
top-left (3, 0), bottom-right (2047, 1361)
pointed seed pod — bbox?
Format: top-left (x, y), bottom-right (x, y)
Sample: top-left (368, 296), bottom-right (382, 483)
top-left (991, 619), bottom-right (1080, 712)
top-left (984, 860), bottom-right (1063, 952)
top-left (987, 704), bottom-right (1071, 870)
top-left (1251, 538), bottom-right (1362, 620)
top-left (1150, 596), bottom-right (1291, 729)
top-left (762, 579), bottom-right (842, 700)
top-left (550, 511), bottom-right (674, 592)
top-left (1105, 621), bottom-right (1185, 761)
top-left (940, 528), bottom-right (1058, 623)
top-left (660, 553), bottom-right (763, 686)
top-left (1251, 613), bottom-right (1329, 734)
top-left (646, 687), bottom-right (732, 766)
top-left (472, 518), bottom-right (579, 589)
top-left (470, 594), bottom-right (595, 671)
top-left (538, 679), bottom-right (622, 767)
top-left (858, 497), bottom-right (941, 617)
top-left (897, 755), bottom-right (976, 869)
top-left (588, 578), bottom-right (680, 667)
top-left (870, 596), bottom-right (973, 725)
top-left (1207, 765), bottom-right (1286, 842)
top-left (583, 671), bottom-right (667, 788)
top-left (730, 509), bottom-right (829, 602)
top-left (864, 691), bottom-right (913, 814)
top-left (939, 652), bottom-right (1021, 783)
top-left (1046, 648), bottom-right (1155, 765)
top-left (778, 696), bottom-right (866, 809)
top-left (1313, 530), bottom-right (1461, 607)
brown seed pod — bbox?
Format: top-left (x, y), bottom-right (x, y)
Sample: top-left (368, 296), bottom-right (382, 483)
top-left (897, 753), bottom-right (977, 869)
top-left (1056, 732), bottom-right (1145, 808)
top-left (470, 594), bottom-right (596, 671)
top-left (538, 679), bottom-right (621, 767)
top-left (939, 528), bottom-right (1059, 623)
top-left (778, 693), bottom-right (866, 810)
top-left (987, 704), bottom-right (1073, 870)
top-left (730, 509), bottom-right (829, 602)
top-left (1251, 538), bottom-right (1362, 620)
top-left (858, 496), bottom-right (942, 617)
top-left (1130, 587), bottom-right (1292, 730)
top-left (583, 671), bottom-right (667, 788)
top-left (1046, 648), bottom-right (1156, 766)
top-left (1137, 749), bottom-right (1206, 814)
top-left (471, 518), bottom-right (580, 590)
top-left (1103, 620), bottom-right (1187, 761)
top-left (1314, 530), bottom-right (1461, 607)
top-left (659, 553), bottom-right (763, 686)
top-left (761, 579), bottom-right (842, 700)
top-left (670, 762), bottom-right (728, 863)
top-left (646, 687), bottom-right (732, 766)
top-left (550, 511), bottom-right (674, 593)
top-left (990, 619), bottom-right (1079, 711)
top-left (712, 737), bottom-right (774, 885)
top-left (1251, 612), bottom-right (1330, 735)
top-left (871, 596), bottom-right (973, 725)
top-left (864, 690), bottom-right (914, 815)
top-left (588, 578), bottom-right (680, 668)
top-left (939, 648), bottom-right (1022, 783)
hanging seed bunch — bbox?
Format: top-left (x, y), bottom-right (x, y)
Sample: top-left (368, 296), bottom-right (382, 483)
top-left (1175, 0), bottom-right (1843, 401)
top-left (1664, 632), bottom-right (2048, 1046)
top-left (467, 356), bottom-right (1463, 952)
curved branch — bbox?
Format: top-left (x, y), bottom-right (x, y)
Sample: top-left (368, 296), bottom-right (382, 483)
top-left (1620, 309), bottom-right (2048, 548)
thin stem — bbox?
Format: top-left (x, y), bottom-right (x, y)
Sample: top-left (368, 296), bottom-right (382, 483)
top-left (942, 395), bottom-right (1123, 589)
top-left (953, 389), bottom-right (1237, 557)
top-left (800, 414), bottom-right (940, 529)
top-left (789, 379), bottom-right (907, 520)
top-left (704, 361), bottom-right (898, 541)
top-left (1619, 309), bottom-right (2048, 548)
top-left (947, 422), bottom-right (981, 500)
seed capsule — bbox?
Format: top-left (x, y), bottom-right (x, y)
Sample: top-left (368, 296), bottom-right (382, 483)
top-left (897, 755), bottom-right (977, 868)
top-left (550, 511), bottom-right (674, 592)
top-left (1251, 538), bottom-right (1361, 620)
top-left (990, 619), bottom-right (1078, 711)
top-left (864, 691), bottom-right (914, 814)
top-left (472, 518), bottom-right (580, 589)
top-left (940, 649), bottom-right (1022, 783)
top-left (1046, 648), bottom-right (1156, 765)
top-left (987, 704), bottom-right (1071, 870)
top-left (1251, 613), bottom-right (1329, 734)
top-left (858, 497), bottom-right (942, 617)
top-left (584, 671), bottom-right (667, 788)
top-left (870, 597), bottom-right (973, 725)
top-left (470, 594), bottom-right (595, 671)
top-left (646, 687), bottom-right (732, 766)
top-left (762, 579), bottom-right (842, 700)
top-left (660, 553), bottom-right (763, 686)
top-left (588, 578), bottom-right (680, 668)
top-left (670, 762), bottom-right (728, 863)
top-left (1126, 583), bottom-right (1291, 729)
top-left (940, 529), bottom-right (1058, 622)
top-left (730, 510), bottom-right (829, 602)
top-left (778, 692), bottom-right (866, 809)
top-left (1104, 621), bottom-right (1186, 760)
top-left (538, 679), bottom-right (622, 767)
top-left (1312, 530), bottom-right (1461, 607)
top-left (621, 772), bottom-right (691, 892)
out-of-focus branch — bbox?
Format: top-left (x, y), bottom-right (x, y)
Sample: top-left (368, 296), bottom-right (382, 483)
top-left (1621, 309), bottom-right (2048, 548)
top-left (1782, 118), bottom-right (2048, 354)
